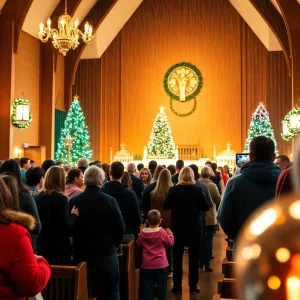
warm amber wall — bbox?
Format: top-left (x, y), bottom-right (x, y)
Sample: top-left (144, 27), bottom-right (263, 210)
top-left (55, 53), bottom-right (65, 112)
top-left (119, 0), bottom-right (242, 159)
top-left (75, 0), bottom-right (292, 162)
top-left (13, 31), bottom-right (40, 157)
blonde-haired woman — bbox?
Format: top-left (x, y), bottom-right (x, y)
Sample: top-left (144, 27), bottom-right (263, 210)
top-left (35, 166), bottom-right (79, 265)
top-left (140, 167), bottom-right (152, 187)
top-left (163, 167), bottom-right (211, 295)
top-left (151, 169), bottom-right (174, 277)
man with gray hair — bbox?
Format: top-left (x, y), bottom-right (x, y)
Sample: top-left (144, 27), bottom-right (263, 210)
top-left (69, 166), bottom-right (125, 299)
top-left (127, 163), bottom-right (144, 204)
top-left (77, 158), bottom-right (89, 173)
top-left (199, 166), bottom-right (221, 272)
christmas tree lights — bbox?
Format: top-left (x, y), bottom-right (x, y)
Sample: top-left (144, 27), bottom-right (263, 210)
top-left (146, 107), bottom-right (176, 159)
top-left (55, 96), bottom-right (92, 165)
top-left (244, 103), bottom-right (278, 153)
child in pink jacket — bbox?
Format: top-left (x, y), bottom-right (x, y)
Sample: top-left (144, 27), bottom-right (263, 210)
top-left (136, 209), bottom-right (174, 300)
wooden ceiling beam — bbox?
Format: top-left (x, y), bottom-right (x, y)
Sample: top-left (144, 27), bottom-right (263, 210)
top-left (276, 0), bottom-right (300, 105)
top-left (249, 0), bottom-right (291, 76)
top-left (64, 0), bottom-right (117, 108)
top-left (0, 0), bottom-right (34, 52)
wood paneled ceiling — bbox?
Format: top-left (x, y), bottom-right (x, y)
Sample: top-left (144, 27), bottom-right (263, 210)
top-left (0, 0), bottom-right (7, 11)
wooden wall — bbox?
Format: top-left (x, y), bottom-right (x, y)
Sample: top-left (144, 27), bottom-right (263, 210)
top-left (13, 31), bottom-right (40, 157)
top-left (74, 0), bottom-right (292, 162)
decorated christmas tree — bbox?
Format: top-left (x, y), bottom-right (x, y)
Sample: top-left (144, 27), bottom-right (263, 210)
top-left (244, 103), bottom-right (278, 153)
top-left (55, 96), bottom-right (92, 165)
top-left (146, 107), bottom-right (176, 158)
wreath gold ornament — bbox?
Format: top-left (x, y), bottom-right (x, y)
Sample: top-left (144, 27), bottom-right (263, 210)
top-left (11, 96), bottom-right (32, 129)
top-left (163, 62), bottom-right (203, 117)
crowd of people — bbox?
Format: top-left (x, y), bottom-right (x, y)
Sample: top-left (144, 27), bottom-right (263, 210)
top-left (0, 135), bottom-right (293, 300)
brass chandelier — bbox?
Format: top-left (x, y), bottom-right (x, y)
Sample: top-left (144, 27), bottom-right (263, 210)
top-left (38, 0), bottom-right (93, 56)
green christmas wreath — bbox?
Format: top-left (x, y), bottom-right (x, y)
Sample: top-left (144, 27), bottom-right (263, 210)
top-left (163, 62), bottom-right (203, 101)
top-left (11, 97), bottom-right (32, 129)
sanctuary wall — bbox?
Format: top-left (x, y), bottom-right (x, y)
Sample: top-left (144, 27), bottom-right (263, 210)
top-left (74, 0), bottom-right (292, 162)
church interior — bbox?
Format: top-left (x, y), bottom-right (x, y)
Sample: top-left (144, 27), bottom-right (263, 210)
top-left (1, 0), bottom-right (300, 299)
top-left (0, 0), bottom-right (298, 164)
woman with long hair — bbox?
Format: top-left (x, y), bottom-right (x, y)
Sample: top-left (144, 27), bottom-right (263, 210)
top-left (35, 166), bottom-right (79, 265)
top-left (223, 165), bottom-right (232, 179)
top-left (65, 168), bottom-right (84, 200)
top-left (1, 174), bottom-right (19, 210)
top-left (0, 159), bottom-right (41, 236)
top-left (163, 167), bottom-right (211, 295)
top-left (140, 167), bottom-right (152, 187)
top-left (0, 177), bottom-right (51, 299)
top-left (218, 166), bottom-right (229, 186)
top-left (141, 165), bottom-right (165, 219)
top-left (151, 169), bottom-right (174, 277)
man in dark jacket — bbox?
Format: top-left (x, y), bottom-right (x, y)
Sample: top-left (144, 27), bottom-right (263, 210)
top-left (127, 163), bottom-right (144, 204)
top-left (69, 166), bottom-right (125, 299)
top-left (102, 162), bottom-right (141, 241)
top-left (218, 136), bottom-right (281, 244)
top-left (171, 160), bottom-right (184, 184)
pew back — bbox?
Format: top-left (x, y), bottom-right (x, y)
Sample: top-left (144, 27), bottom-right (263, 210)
top-left (42, 262), bottom-right (88, 300)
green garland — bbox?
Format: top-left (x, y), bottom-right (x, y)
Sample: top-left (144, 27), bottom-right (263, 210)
top-left (163, 62), bottom-right (203, 101)
top-left (11, 97), bottom-right (32, 129)
top-left (170, 98), bottom-right (197, 117)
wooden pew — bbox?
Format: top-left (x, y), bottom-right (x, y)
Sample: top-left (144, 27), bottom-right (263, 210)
top-left (218, 278), bottom-right (237, 299)
top-left (222, 258), bottom-right (235, 278)
top-left (226, 247), bottom-right (234, 262)
top-left (119, 240), bottom-right (140, 300)
top-left (42, 262), bottom-right (88, 300)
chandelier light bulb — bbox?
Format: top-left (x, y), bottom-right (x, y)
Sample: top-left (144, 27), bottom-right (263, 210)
top-left (74, 19), bottom-right (79, 28)
top-left (89, 26), bottom-right (93, 35)
top-left (84, 22), bottom-right (89, 33)
top-left (39, 22), bottom-right (44, 33)
top-left (47, 18), bottom-right (51, 27)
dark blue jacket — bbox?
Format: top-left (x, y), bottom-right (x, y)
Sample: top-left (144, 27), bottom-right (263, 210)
top-left (69, 186), bottom-right (125, 261)
top-left (129, 173), bottom-right (144, 204)
top-left (101, 181), bottom-right (141, 237)
top-left (217, 161), bottom-right (281, 240)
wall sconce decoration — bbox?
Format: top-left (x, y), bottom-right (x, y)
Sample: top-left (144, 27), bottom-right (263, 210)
top-left (281, 106), bottom-right (300, 141)
top-left (11, 94), bottom-right (32, 129)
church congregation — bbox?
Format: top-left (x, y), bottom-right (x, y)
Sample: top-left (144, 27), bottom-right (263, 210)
top-left (1, 0), bottom-right (300, 299)
top-left (0, 134), bottom-right (295, 300)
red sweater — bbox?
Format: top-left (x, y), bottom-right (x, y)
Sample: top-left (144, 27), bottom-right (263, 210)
top-left (276, 167), bottom-right (293, 200)
top-left (0, 219), bottom-right (51, 299)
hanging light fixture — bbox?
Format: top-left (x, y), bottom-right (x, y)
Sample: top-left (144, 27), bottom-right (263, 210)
top-left (288, 107), bottom-right (300, 135)
top-left (281, 114), bottom-right (293, 141)
top-left (38, 0), bottom-right (93, 56)
top-left (281, 103), bottom-right (300, 141)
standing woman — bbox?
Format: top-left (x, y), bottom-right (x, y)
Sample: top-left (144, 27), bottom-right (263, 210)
top-left (35, 166), bottom-right (79, 265)
top-left (65, 168), bottom-right (84, 200)
top-left (0, 177), bottom-right (51, 299)
top-left (163, 167), bottom-right (211, 295)
top-left (218, 166), bottom-right (229, 186)
top-left (0, 159), bottom-right (41, 236)
top-left (150, 169), bottom-right (174, 277)
top-left (140, 168), bottom-right (152, 187)
top-left (223, 165), bottom-right (232, 179)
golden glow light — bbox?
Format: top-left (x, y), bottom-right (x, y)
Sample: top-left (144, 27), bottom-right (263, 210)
top-left (289, 201), bottom-right (300, 220)
top-left (38, 0), bottom-right (93, 56)
top-left (249, 209), bottom-right (277, 236)
top-left (268, 276), bottom-right (281, 290)
top-left (287, 277), bottom-right (300, 300)
top-left (276, 248), bottom-right (291, 263)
